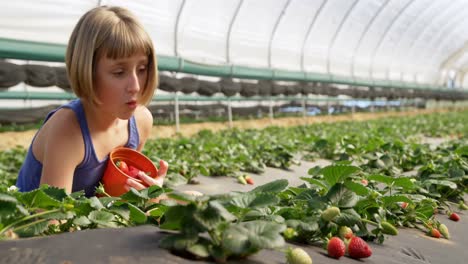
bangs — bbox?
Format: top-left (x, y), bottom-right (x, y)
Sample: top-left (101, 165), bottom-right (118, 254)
top-left (100, 20), bottom-right (152, 59)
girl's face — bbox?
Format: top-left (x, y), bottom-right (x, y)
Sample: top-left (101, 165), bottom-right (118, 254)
top-left (93, 52), bottom-right (149, 120)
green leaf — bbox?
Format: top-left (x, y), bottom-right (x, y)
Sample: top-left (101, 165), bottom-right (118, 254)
top-left (455, 146), bottom-right (468, 156)
top-left (187, 242), bottom-right (211, 258)
top-left (423, 179), bottom-right (457, 189)
top-left (285, 219), bottom-right (318, 232)
top-left (88, 211), bottom-right (117, 228)
top-left (244, 221), bottom-right (286, 249)
top-left (222, 224), bottom-right (250, 254)
top-left (320, 164), bottom-right (360, 187)
top-left (300, 177), bottom-right (328, 190)
top-left (42, 186), bottom-right (68, 201)
top-left (159, 233), bottom-right (199, 251)
top-left (381, 195), bottom-right (412, 207)
top-left (73, 216), bottom-right (92, 227)
top-left (326, 183), bottom-right (359, 208)
top-left (88, 196), bottom-right (105, 210)
top-left (344, 181), bottom-right (370, 196)
top-left (14, 219), bottom-right (49, 237)
top-left (160, 205), bottom-right (196, 230)
top-left (127, 203), bottom-right (147, 224)
top-left (333, 209), bottom-right (361, 226)
top-left (208, 201), bottom-right (236, 222)
top-left (230, 193), bottom-right (279, 209)
top-left (250, 179), bottom-right (289, 193)
top-left (18, 189), bottom-right (61, 209)
top-left (368, 174), bottom-right (393, 185)
top-left (0, 193), bottom-right (18, 203)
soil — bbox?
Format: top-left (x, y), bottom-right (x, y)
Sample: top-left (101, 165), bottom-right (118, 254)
top-left (0, 108), bottom-right (448, 151)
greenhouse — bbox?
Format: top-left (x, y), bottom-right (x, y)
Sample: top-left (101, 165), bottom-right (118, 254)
top-left (0, 0), bottom-right (467, 263)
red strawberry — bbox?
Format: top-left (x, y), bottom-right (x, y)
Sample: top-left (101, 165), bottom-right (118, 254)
top-left (128, 165), bottom-right (141, 178)
top-left (245, 175), bottom-right (254, 185)
top-left (449, 212), bottom-right (460, 222)
top-left (360, 179), bottom-right (368, 186)
top-left (327, 237), bottom-right (346, 259)
top-left (115, 160), bottom-right (129, 174)
top-left (430, 228), bottom-right (441, 238)
top-left (400, 202), bottom-right (408, 209)
top-left (347, 236), bottom-right (372, 259)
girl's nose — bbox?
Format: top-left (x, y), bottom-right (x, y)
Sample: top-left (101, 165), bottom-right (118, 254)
top-left (127, 70), bottom-right (141, 93)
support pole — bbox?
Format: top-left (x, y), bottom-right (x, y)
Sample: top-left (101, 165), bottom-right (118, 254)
top-left (227, 98), bottom-right (233, 128)
top-left (269, 97), bottom-right (274, 122)
top-left (174, 91), bottom-right (180, 133)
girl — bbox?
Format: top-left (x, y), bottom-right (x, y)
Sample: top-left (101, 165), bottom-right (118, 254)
top-left (16, 6), bottom-right (167, 197)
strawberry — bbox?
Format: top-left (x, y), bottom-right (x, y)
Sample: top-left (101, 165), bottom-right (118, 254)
top-left (400, 202), bottom-right (408, 209)
top-left (321, 206), bottom-right (340, 221)
top-left (449, 212), bottom-right (460, 222)
top-left (285, 247), bottom-right (312, 264)
top-left (430, 228), bottom-right (441, 238)
top-left (347, 236), bottom-right (372, 259)
top-left (115, 160), bottom-right (129, 175)
top-left (380, 221), bottom-right (398, 236)
top-left (439, 224), bottom-right (450, 239)
top-left (283, 227), bottom-right (298, 240)
top-left (360, 179), bottom-right (368, 186)
top-left (459, 201), bottom-right (468, 210)
top-left (327, 237), bottom-right (346, 259)
top-left (245, 175), bottom-right (254, 185)
top-left (338, 226), bottom-right (353, 239)
top-left (237, 175), bottom-right (247, 185)
top-left (127, 165), bottom-right (141, 178)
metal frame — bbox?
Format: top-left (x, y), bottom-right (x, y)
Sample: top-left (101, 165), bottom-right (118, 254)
top-left (402, 0), bottom-right (461, 83)
top-left (384, 0), bottom-right (441, 82)
top-left (350, 0), bottom-right (390, 80)
top-left (368, 0), bottom-right (414, 81)
top-left (326, 0), bottom-right (359, 75)
top-left (429, 16), bottom-right (468, 85)
top-left (300, 0), bottom-right (327, 72)
top-left (226, 0), bottom-right (244, 64)
top-left (268, 0), bottom-right (291, 67)
top-left (174, 0), bottom-right (186, 57)
top-left (409, 5), bottom-right (468, 85)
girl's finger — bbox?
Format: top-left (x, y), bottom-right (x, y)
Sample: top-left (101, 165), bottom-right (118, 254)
top-left (158, 160), bottom-right (169, 177)
top-left (125, 178), bottom-right (146, 191)
top-left (137, 171), bottom-right (158, 186)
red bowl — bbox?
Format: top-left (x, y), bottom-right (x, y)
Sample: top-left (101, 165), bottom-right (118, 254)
top-left (102, 147), bottom-right (158, 196)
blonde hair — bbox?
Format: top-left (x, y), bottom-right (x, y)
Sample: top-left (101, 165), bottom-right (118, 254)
top-left (66, 6), bottom-right (158, 105)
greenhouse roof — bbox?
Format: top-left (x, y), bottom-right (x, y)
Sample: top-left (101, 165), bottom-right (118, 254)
top-left (1, 0), bottom-right (468, 90)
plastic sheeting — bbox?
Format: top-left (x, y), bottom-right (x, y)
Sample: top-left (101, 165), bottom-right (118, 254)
top-left (1, 0), bottom-right (468, 89)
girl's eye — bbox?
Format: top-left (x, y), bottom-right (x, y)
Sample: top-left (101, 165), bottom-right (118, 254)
top-left (138, 66), bottom-right (147, 73)
top-left (112, 70), bottom-right (124, 77)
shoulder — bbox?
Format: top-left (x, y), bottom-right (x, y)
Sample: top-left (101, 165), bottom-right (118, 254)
top-left (133, 105), bottom-right (153, 145)
top-left (33, 107), bottom-right (84, 163)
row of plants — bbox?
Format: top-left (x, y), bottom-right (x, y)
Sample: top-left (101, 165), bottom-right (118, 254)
top-left (0, 110), bottom-right (466, 263)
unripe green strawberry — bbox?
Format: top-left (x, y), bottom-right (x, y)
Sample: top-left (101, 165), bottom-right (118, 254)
top-left (459, 201), bottom-right (468, 210)
top-left (327, 237), bottom-right (346, 259)
top-left (439, 224), bottom-right (450, 239)
top-left (286, 247), bottom-right (313, 264)
top-left (338, 226), bottom-right (353, 239)
top-left (283, 227), bottom-right (298, 240)
top-left (237, 175), bottom-right (247, 185)
top-left (321, 206), bottom-right (340, 222)
top-left (380, 221), bottom-right (398, 236)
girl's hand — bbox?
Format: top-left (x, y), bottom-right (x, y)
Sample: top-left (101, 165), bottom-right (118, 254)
top-left (124, 160), bottom-right (168, 191)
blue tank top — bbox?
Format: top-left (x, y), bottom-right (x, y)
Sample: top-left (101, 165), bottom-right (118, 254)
top-left (16, 99), bottom-right (139, 197)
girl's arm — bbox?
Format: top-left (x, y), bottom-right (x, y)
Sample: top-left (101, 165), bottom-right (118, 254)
top-left (38, 109), bottom-right (84, 194)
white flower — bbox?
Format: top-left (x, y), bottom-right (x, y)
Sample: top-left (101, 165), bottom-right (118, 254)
top-left (7, 185), bottom-right (18, 192)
